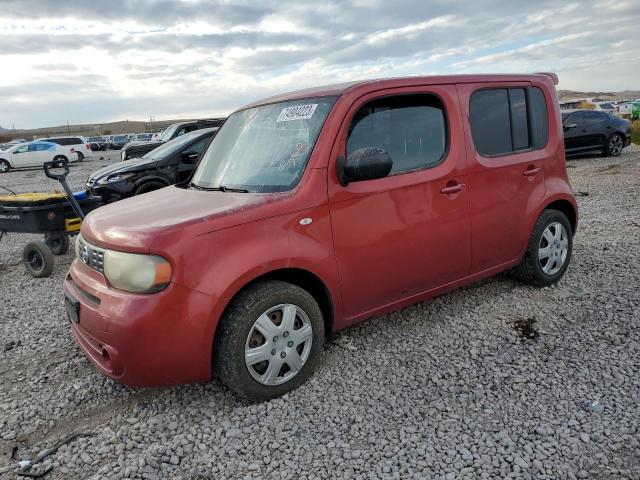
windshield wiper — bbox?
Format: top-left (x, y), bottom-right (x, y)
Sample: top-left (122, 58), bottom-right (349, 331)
top-left (189, 182), bottom-right (249, 193)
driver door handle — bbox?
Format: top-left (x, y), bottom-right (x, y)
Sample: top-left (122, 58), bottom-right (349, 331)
top-left (440, 182), bottom-right (466, 195)
top-left (523, 166), bottom-right (541, 177)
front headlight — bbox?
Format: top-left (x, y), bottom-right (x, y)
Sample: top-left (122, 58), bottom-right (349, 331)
top-left (96, 172), bottom-right (135, 185)
top-left (103, 250), bottom-right (172, 293)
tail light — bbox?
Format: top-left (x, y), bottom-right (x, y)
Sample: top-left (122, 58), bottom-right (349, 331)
top-left (85, 144), bottom-right (91, 150)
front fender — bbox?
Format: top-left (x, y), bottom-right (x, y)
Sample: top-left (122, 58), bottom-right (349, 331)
top-left (148, 203), bottom-right (342, 356)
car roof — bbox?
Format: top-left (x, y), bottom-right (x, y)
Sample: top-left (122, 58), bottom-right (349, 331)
top-left (239, 73), bottom-right (558, 111)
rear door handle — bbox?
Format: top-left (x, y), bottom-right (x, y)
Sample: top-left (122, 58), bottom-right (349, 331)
top-left (523, 167), bottom-right (541, 177)
top-left (440, 183), bottom-right (466, 195)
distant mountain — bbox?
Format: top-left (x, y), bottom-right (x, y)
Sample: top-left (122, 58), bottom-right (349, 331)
top-left (0, 126), bottom-right (8, 133)
top-left (557, 90), bottom-right (640, 101)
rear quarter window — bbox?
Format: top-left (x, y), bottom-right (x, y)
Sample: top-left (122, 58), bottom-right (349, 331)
top-left (470, 86), bottom-right (549, 156)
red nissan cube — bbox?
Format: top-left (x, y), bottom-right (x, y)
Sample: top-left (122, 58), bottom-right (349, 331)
top-left (65, 74), bottom-right (577, 400)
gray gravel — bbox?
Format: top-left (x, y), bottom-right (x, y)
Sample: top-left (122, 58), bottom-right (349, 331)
top-left (1, 146), bottom-right (639, 479)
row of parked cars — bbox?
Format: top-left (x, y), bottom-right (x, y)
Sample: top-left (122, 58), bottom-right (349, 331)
top-left (86, 132), bottom-right (154, 151)
top-left (0, 119), bottom-right (224, 174)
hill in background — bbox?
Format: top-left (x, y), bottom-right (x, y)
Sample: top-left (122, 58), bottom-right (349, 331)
top-left (5, 118), bottom-right (198, 141)
top-left (557, 90), bottom-right (640, 101)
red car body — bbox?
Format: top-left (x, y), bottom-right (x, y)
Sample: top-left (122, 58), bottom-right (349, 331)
top-left (64, 74), bottom-right (577, 387)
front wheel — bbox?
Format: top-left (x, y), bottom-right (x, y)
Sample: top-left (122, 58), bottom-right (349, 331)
top-left (0, 160), bottom-right (10, 173)
top-left (53, 155), bottom-right (68, 163)
top-left (513, 209), bottom-right (573, 286)
top-left (605, 133), bottom-right (624, 157)
top-left (213, 280), bottom-right (325, 401)
top-left (135, 181), bottom-right (166, 195)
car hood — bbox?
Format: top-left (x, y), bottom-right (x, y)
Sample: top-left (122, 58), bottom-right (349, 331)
top-left (81, 185), bottom-right (290, 253)
top-left (89, 157), bottom-right (157, 182)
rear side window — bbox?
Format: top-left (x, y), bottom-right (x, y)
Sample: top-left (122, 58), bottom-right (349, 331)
top-left (584, 111), bottom-right (607, 125)
top-left (470, 86), bottom-right (549, 156)
top-left (347, 94), bottom-right (447, 174)
top-left (530, 88), bottom-right (549, 149)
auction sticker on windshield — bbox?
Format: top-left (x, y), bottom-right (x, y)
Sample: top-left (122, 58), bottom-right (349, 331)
top-left (277, 104), bottom-right (318, 122)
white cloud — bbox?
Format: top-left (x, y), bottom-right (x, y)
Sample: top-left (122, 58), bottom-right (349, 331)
top-left (0, 0), bottom-right (638, 128)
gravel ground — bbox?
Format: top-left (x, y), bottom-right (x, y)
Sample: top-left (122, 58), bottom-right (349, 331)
top-left (0, 146), bottom-right (639, 479)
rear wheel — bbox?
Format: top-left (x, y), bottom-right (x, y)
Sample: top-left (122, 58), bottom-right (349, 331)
top-left (23, 241), bottom-right (55, 278)
top-left (213, 280), bottom-right (325, 401)
top-left (76, 152), bottom-right (85, 161)
top-left (44, 233), bottom-right (70, 255)
top-left (135, 181), bottom-right (166, 195)
top-left (0, 160), bottom-right (10, 173)
top-left (605, 133), bottom-right (624, 156)
top-left (513, 209), bottom-right (572, 286)
top-left (53, 155), bottom-right (68, 163)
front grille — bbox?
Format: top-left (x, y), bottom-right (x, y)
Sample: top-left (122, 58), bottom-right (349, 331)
top-left (78, 236), bottom-right (105, 274)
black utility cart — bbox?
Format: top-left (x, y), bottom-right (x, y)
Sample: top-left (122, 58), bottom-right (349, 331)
top-left (0, 159), bottom-right (102, 277)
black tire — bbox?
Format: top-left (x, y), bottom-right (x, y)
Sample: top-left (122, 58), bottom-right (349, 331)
top-left (213, 280), bottom-right (325, 401)
top-left (76, 152), bottom-right (85, 162)
top-left (513, 209), bottom-right (573, 287)
top-left (53, 155), bottom-right (68, 163)
top-left (0, 159), bottom-right (10, 173)
top-left (604, 133), bottom-right (624, 157)
top-left (135, 181), bottom-right (166, 195)
top-left (44, 233), bottom-right (70, 255)
top-left (23, 241), bottom-right (55, 278)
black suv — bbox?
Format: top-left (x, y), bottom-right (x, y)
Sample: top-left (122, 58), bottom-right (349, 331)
top-left (562, 110), bottom-right (631, 157)
top-left (87, 128), bottom-right (217, 202)
top-left (120, 118), bottom-right (224, 161)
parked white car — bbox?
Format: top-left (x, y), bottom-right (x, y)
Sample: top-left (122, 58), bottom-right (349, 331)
top-left (40, 136), bottom-right (92, 161)
top-left (594, 102), bottom-right (616, 114)
top-left (0, 141), bottom-right (78, 173)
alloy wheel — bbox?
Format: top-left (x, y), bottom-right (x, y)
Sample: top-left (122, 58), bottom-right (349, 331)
top-left (538, 222), bottom-right (568, 275)
top-left (609, 135), bottom-right (623, 156)
top-left (244, 303), bottom-right (313, 386)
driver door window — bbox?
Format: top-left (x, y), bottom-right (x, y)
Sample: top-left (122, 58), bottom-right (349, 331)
top-left (347, 95), bottom-right (447, 174)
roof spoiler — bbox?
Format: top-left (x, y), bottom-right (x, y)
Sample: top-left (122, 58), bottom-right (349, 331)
top-left (534, 72), bottom-right (558, 85)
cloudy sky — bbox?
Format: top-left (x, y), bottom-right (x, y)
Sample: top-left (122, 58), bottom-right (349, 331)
top-left (1, 0), bottom-right (638, 128)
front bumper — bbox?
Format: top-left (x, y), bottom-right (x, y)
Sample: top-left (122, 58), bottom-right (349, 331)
top-left (64, 259), bottom-right (216, 387)
top-left (87, 182), bottom-right (130, 203)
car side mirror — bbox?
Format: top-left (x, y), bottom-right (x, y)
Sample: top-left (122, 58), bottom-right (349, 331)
top-left (337, 147), bottom-right (393, 186)
top-left (180, 151), bottom-right (200, 164)
top-left (564, 123), bottom-right (577, 129)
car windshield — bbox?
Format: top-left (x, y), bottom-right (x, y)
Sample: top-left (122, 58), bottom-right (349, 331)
top-left (114, 135), bottom-right (127, 141)
top-left (191, 97), bottom-right (337, 193)
top-left (142, 130), bottom-right (209, 160)
top-left (88, 136), bottom-right (101, 141)
top-left (159, 124), bottom-right (180, 142)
